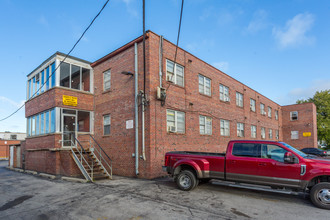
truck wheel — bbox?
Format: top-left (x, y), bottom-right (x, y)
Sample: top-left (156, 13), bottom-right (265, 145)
top-left (176, 170), bottom-right (197, 191)
top-left (310, 183), bottom-right (330, 209)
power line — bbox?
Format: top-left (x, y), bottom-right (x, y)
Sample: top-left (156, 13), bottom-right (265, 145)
top-left (164, 0), bottom-right (185, 93)
top-left (0, 0), bottom-right (110, 122)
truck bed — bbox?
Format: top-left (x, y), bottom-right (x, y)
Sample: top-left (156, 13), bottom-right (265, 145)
top-left (167, 151), bottom-right (226, 157)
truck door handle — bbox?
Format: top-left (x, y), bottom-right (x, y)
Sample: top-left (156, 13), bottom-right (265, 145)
top-left (230, 161), bottom-right (236, 164)
top-left (258, 163), bottom-right (266, 166)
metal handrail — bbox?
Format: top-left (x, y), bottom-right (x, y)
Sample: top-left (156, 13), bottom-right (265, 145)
top-left (78, 134), bottom-right (112, 179)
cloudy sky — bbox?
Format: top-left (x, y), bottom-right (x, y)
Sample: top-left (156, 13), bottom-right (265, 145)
top-left (0, 0), bottom-right (329, 132)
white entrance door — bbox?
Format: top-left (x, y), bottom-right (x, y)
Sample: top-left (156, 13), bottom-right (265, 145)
top-left (9, 146), bottom-right (14, 167)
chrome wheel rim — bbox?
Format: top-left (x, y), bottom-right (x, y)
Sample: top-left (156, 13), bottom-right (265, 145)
top-left (179, 175), bottom-right (191, 189)
top-left (317, 189), bottom-right (330, 204)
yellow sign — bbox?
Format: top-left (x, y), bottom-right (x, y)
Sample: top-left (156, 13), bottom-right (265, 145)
top-left (63, 95), bottom-right (77, 106)
top-left (303, 132), bottom-right (311, 137)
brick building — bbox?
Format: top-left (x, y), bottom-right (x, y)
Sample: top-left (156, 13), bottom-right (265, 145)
top-left (24, 31), bottom-right (317, 179)
top-left (0, 132), bottom-right (26, 160)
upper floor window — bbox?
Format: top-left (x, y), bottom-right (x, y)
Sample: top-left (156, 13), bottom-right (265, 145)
top-left (167, 109), bottom-right (185, 133)
top-left (103, 70), bottom-right (111, 91)
top-left (250, 99), bottom-right (256, 112)
top-left (291, 131), bottom-right (299, 139)
top-left (237, 122), bottom-right (244, 137)
top-left (275, 110), bottom-right (279, 120)
top-left (103, 114), bottom-right (110, 135)
top-left (199, 74), bottom-right (211, 96)
top-left (28, 62), bottom-right (56, 99)
top-left (260, 103), bottom-right (265, 115)
top-left (219, 84), bottom-right (230, 102)
top-left (166, 59), bottom-right (184, 87)
top-left (269, 129), bottom-right (273, 139)
top-left (268, 107), bottom-right (272, 118)
top-left (290, 111), bottom-right (298, 121)
top-left (236, 92), bottom-right (243, 107)
top-left (261, 127), bottom-right (266, 139)
top-left (60, 62), bottom-right (91, 92)
top-left (276, 130), bottom-right (279, 140)
top-left (10, 135), bottom-right (17, 140)
top-left (251, 125), bottom-right (257, 138)
top-left (199, 115), bottom-right (212, 135)
top-left (220, 119), bottom-right (230, 136)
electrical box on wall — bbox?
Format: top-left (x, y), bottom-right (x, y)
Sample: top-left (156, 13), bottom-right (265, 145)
top-left (156, 87), bottom-right (166, 101)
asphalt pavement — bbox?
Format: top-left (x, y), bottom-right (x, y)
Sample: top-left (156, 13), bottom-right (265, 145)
top-left (0, 161), bottom-right (329, 220)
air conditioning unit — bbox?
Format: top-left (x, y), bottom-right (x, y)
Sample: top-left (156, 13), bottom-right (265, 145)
top-left (167, 75), bottom-right (174, 83)
top-left (156, 87), bottom-right (166, 101)
top-left (262, 112), bottom-right (266, 115)
top-left (224, 97), bottom-right (230, 102)
top-left (168, 126), bottom-right (176, 133)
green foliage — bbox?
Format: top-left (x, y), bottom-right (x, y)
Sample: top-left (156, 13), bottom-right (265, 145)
top-left (297, 90), bottom-right (330, 145)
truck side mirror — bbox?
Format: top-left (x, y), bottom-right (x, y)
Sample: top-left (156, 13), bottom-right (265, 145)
top-left (284, 152), bottom-right (295, 164)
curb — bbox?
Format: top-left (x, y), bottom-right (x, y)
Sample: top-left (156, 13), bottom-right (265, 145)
top-left (61, 176), bottom-right (88, 183)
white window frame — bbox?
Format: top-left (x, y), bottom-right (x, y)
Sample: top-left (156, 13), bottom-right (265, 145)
top-left (199, 74), bottom-right (211, 96)
top-left (199, 115), bottom-right (212, 135)
top-left (103, 69), bottom-right (111, 91)
top-left (251, 125), bottom-right (257, 138)
top-left (166, 59), bottom-right (184, 87)
top-left (268, 107), bottom-right (272, 118)
top-left (237, 123), bottom-right (244, 137)
top-left (219, 84), bottom-right (230, 102)
top-left (220, 119), bottom-right (230, 136)
top-left (166, 109), bottom-right (185, 134)
top-left (260, 103), bottom-right (265, 115)
top-left (103, 114), bottom-right (111, 135)
top-left (250, 99), bottom-right (256, 112)
top-left (290, 111), bottom-right (298, 121)
top-left (261, 127), bottom-right (266, 139)
top-left (291, 131), bottom-right (299, 139)
top-left (269, 129), bottom-right (273, 139)
top-left (275, 110), bottom-right (279, 120)
top-left (236, 92), bottom-right (243, 107)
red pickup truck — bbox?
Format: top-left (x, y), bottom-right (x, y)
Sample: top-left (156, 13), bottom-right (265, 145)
top-left (163, 140), bottom-right (330, 209)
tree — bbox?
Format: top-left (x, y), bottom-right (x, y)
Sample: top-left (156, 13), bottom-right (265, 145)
top-left (297, 90), bottom-right (330, 146)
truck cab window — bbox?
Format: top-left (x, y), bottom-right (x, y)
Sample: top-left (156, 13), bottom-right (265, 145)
top-left (232, 143), bottom-right (259, 157)
top-left (261, 144), bottom-right (288, 162)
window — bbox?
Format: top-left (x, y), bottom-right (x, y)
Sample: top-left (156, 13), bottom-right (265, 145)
top-left (40, 113), bottom-right (44, 135)
top-left (290, 111), bottom-right (298, 121)
top-left (36, 114), bottom-right (39, 135)
top-left (275, 110), bottom-right (279, 120)
top-left (199, 74), bottom-right (211, 96)
top-left (268, 107), bottom-right (272, 118)
top-left (260, 103), bottom-right (265, 115)
top-left (51, 62), bottom-right (56, 88)
top-left (276, 130), bottom-right (279, 140)
top-left (291, 131), bottom-right (298, 139)
top-left (236, 92), bottom-right (243, 107)
top-left (269, 129), bottom-right (273, 139)
top-left (32, 116), bottom-right (36, 136)
top-left (237, 123), bottom-right (244, 137)
top-left (232, 143), bottom-right (259, 157)
top-left (167, 110), bottom-right (185, 133)
top-left (250, 99), bottom-right (256, 112)
top-left (60, 62), bottom-right (70, 88)
top-left (220, 119), bottom-right (230, 136)
top-left (199, 115), bottom-right (212, 135)
top-left (219, 84), bottom-right (230, 102)
top-left (251, 125), bottom-right (257, 138)
top-left (41, 71), bottom-right (44, 93)
top-left (10, 135), bottom-right (17, 140)
top-left (46, 66), bottom-right (50, 90)
top-left (103, 70), bottom-right (111, 91)
top-left (261, 127), bottom-right (266, 139)
top-left (166, 60), bottom-right (184, 87)
top-left (260, 144), bottom-right (288, 162)
top-left (103, 114), bottom-right (110, 135)
top-left (71, 64), bottom-right (80, 90)
top-left (82, 68), bottom-right (90, 92)
top-left (36, 73), bottom-right (40, 95)
top-left (51, 109), bottom-right (56, 133)
top-left (45, 111), bottom-right (49, 133)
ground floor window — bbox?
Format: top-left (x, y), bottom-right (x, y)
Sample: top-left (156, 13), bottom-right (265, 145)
top-left (27, 108), bottom-right (56, 137)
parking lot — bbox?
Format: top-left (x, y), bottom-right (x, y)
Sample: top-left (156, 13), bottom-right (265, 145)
top-left (0, 161), bottom-right (329, 220)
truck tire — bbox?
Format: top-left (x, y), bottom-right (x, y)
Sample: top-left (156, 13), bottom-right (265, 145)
top-left (310, 182), bottom-right (330, 209)
top-left (176, 170), bottom-right (197, 191)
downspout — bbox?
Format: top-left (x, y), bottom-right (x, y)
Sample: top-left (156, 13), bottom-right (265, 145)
top-left (141, 94), bottom-right (146, 160)
top-left (134, 42), bottom-right (139, 175)
top-left (159, 35), bottom-right (163, 87)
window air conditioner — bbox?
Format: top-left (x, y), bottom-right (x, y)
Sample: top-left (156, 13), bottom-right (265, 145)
top-left (167, 75), bottom-right (174, 83)
top-left (168, 126), bottom-right (176, 133)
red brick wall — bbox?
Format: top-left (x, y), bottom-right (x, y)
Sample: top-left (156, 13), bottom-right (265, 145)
top-left (282, 103), bottom-right (317, 149)
top-left (0, 140), bottom-right (20, 159)
top-left (25, 87), bottom-right (94, 117)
